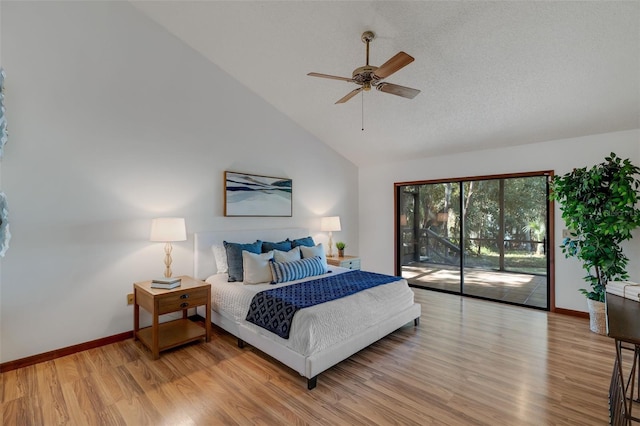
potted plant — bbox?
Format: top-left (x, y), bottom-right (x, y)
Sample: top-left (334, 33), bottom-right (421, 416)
top-left (335, 241), bottom-right (346, 257)
top-left (550, 152), bottom-right (640, 333)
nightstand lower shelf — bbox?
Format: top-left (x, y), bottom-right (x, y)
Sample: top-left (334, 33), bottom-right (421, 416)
top-left (136, 319), bottom-right (206, 353)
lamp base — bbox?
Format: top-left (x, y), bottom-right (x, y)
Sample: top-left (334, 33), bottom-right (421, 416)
top-left (327, 232), bottom-right (334, 257)
top-left (163, 242), bottom-right (173, 278)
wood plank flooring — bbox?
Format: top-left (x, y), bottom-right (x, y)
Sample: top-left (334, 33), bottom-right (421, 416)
top-left (1, 289), bottom-right (618, 425)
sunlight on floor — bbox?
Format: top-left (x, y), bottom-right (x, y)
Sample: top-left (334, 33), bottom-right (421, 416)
top-left (403, 262), bottom-right (547, 308)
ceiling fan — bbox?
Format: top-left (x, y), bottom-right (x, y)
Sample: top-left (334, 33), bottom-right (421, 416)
top-left (308, 31), bottom-right (421, 104)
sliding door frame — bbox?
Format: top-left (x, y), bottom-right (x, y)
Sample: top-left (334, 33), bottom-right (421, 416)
top-left (394, 170), bottom-right (556, 312)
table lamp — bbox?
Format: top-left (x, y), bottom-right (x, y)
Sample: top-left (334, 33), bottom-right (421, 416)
top-left (150, 217), bottom-right (187, 277)
top-left (320, 216), bottom-right (341, 257)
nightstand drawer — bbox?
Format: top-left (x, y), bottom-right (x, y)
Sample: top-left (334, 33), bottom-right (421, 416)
top-left (327, 256), bottom-right (361, 270)
top-left (341, 258), bottom-right (361, 270)
top-left (157, 288), bottom-right (209, 314)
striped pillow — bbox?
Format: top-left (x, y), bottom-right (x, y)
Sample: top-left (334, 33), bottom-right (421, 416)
top-left (269, 256), bottom-right (327, 284)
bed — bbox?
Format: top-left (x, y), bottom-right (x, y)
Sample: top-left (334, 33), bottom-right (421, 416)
top-left (194, 228), bottom-right (421, 389)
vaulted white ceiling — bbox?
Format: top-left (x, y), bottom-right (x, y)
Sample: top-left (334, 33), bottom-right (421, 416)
top-left (133, 1), bottom-right (640, 166)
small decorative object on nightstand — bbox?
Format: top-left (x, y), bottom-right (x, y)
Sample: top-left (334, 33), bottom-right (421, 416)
top-left (133, 275), bottom-right (211, 359)
top-left (327, 255), bottom-right (360, 270)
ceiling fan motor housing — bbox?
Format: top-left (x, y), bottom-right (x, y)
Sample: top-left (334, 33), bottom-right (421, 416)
top-left (352, 65), bottom-right (379, 90)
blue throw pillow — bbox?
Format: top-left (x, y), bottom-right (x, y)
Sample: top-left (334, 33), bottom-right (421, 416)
top-left (223, 240), bottom-right (262, 282)
top-left (269, 256), bottom-right (327, 284)
top-left (262, 240), bottom-right (292, 253)
top-left (290, 236), bottom-right (315, 248)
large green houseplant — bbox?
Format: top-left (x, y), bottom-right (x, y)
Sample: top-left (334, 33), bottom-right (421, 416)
top-left (550, 153), bottom-right (640, 332)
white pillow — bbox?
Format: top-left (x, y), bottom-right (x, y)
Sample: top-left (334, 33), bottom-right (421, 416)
top-left (242, 250), bottom-right (274, 284)
top-left (300, 243), bottom-right (328, 271)
top-left (273, 246), bottom-right (301, 263)
top-left (211, 245), bottom-right (228, 274)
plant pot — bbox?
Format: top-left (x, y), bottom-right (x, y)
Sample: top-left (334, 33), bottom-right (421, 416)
top-left (338, 249), bottom-right (344, 257)
top-left (587, 298), bottom-right (607, 335)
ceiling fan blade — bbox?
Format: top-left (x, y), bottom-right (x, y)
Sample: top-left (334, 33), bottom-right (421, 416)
top-left (373, 52), bottom-right (415, 80)
top-left (307, 72), bottom-right (354, 83)
top-left (336, 87), bottom-right (363, 104)
top-left (376, 82), bottom-right (421, 99)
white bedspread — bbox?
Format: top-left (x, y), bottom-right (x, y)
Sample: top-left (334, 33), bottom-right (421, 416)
top-left (206, 267), bottom-right (415, 356)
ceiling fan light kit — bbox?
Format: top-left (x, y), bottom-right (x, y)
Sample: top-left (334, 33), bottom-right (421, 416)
top-left (308, 31), bottom-right (421, 105)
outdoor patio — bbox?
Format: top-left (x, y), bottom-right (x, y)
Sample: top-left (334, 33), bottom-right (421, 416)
top-left (402, 262), bottom-right (548, 309)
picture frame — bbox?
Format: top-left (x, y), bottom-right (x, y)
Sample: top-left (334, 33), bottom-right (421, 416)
top-left (224, 171), bottom-right (292, 217)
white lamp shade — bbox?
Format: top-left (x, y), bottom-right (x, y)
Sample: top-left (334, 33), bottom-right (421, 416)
top-left (150, 217), bottom-right (187, 242)
top-left (320, 216), bottom-right (341, 232)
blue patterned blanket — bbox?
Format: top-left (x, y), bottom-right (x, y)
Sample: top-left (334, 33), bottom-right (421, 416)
top-left (245, 270), bottom-right (400, 339)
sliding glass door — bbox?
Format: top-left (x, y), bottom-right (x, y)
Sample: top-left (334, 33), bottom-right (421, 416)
top-left (399, 183), bottom-right (461, 293)
top-left (396, 172), bottom-right (551, 310)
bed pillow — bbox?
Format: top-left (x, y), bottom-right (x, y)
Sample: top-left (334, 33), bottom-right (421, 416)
top-left (269, 256), bottom-right (327, 284)
top-left (300, 243), bottom-right (328, 271)
top-left (211, 245), bottom-right (228, 274)
top-left (290, 236), bottom-right (315, 248)
top-left (262, 240), bottom-right (292, 253)
top-left (243, 251), bottom-right (274, 284)
top-left (273, 246), bottom-right (301, 263)
top-left (223, 240), bottom-right (262, 282)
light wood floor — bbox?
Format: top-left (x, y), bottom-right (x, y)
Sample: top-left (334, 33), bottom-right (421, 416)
top-left (1, 289), bottom-right (619, 425)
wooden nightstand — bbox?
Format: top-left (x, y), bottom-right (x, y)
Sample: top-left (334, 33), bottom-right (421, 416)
top-left (133, 275), bottom-right (211, 359)
top-left (327, 255), bottom-right (361, 270)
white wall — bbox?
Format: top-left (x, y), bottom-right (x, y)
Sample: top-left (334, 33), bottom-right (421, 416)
top-left (0, 1), bottom-right (358, 362)
top-left (0, 0), bottom-right (3, 358)
top-left (359, 129), bottom-right (640, 312)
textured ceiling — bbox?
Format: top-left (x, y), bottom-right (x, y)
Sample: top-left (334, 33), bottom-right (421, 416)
top-left (133, 1), bottom-right (640, 166)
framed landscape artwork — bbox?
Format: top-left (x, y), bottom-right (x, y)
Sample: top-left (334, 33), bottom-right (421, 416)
top-left (224, 171), bottom-right (292, 217)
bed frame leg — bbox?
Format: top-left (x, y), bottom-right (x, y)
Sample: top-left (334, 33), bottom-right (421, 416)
top-left (414, 317), bottom-right (420, 326)
top-left (307, 376), bottom-right (317, 390)
top-left (237, 338), bottom-right (245, 348)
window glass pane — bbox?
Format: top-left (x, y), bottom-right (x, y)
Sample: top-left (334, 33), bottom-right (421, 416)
top-left (399, 183), bottom-right (461, 294)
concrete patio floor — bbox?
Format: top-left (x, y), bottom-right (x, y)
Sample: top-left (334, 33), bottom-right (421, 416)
top-left (402, 262), bottom-right (548, 309)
